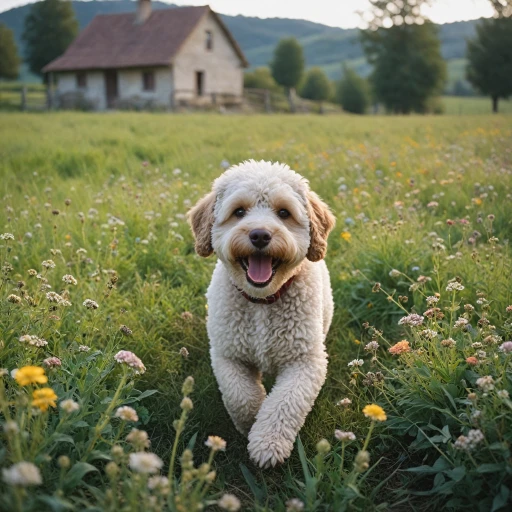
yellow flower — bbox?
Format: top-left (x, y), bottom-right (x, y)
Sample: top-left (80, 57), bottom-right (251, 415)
top-left (362, 404), bottom-right (387, 422)
top-left (32, 388), bottom-right (58, 412)
top-left (472, 198), bottom-right (483, 206)
top-left (15, 366), bottom-right (48, 386)
top-left (340, 232), bottom-right (351, 242)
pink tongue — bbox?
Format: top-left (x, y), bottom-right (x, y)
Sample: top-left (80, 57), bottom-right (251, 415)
top-left (247, 254), bottom-right (273, 283)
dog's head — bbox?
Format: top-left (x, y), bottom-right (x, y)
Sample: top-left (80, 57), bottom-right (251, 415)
top-left (188, 160), bottom-right (335, 298)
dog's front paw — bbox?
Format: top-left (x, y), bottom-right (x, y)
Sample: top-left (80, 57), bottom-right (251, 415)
top-left (247, 428), bottom-right (294, 468)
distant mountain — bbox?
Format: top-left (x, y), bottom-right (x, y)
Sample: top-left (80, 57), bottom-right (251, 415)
top-left (0, 0), bottom-right (479, 88)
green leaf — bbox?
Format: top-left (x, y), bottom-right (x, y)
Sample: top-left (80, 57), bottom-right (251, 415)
top-left (72, 420), bottom-right (90, 428)
top-left (477, 463), bottom-right (506, 474)
top-left (187, 432), bottom-right (198, 451)
top-left (135, 389), bottom-right (158, 400)
top-left (240, 463), bottom-right (266, 504)
top-left (63, 462), bottom-right (98, 491)
top-left (50, 433), bottom-right (75, 445)
top-left (445, 466), bottom-right (466, 482)
top-left (491, 485), bottom-right (509, 512)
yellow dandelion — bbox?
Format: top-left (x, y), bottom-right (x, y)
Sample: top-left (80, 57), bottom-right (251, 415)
top-left (472, 198), bottom-right (483, 206)
top-left (15, 366), bottom-right (48, 386)
top-left (32, 388), bottom-right (58, 411)
top-left (340, 232), bottom-right (351, 242)
top-left (395, 171), bottom-right (402, 178)
top-left (362, 404), bottom-right (387, 422)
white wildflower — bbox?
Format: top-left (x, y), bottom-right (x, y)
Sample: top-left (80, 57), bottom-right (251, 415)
top-left (129, 452), bottom-right (163, 474)
top-left (2, 462), bottom-right (42, 486)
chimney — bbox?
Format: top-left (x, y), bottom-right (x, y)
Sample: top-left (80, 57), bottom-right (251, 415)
top-left (136, 0), bottom-right (151, 24)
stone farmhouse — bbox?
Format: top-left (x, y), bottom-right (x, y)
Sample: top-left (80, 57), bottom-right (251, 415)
top-left (43, 0), bottom-right (248, 110)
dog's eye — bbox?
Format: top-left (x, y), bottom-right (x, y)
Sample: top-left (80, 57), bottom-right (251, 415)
top-left (233, 207), bottom-right (246, 218)
top-left (277, 209), bottom-right (290, 219)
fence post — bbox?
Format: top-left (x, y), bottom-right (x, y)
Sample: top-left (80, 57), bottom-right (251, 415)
top-left (46, 86), bottom-right (53, 110)
top-left (21, 86), bottom-right (27, 111)
top-left (170, 90), bottom-right (175, 112)
top-left (264, 89), bottom-right (271, 113)
top-left (212, 92), bottom-right (217, 106)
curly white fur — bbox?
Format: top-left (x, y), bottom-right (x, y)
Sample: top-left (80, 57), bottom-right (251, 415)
top-left (188, 160), bottom-right (335, 468)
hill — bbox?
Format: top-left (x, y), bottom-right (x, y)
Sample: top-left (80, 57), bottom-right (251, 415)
top-left (0, 0), bottom-right (479, 89)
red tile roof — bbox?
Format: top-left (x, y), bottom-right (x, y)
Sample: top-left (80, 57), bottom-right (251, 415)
top-left (43, 5), bottom-right (248, 72)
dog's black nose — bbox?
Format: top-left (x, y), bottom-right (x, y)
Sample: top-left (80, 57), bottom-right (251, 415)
top-left (249, 229), bottom-right (272, 249)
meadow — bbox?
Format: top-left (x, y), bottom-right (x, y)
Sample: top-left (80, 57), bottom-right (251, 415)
top-left (0, 112), bottom-right (511, 511)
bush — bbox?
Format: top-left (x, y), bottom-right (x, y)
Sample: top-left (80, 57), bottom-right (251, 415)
top-left (299, 67), bottom-right (332, 105)
top-left (244, 67), bottom-right (280, 92)
top-left (336, 65), bottom-right (370, 114)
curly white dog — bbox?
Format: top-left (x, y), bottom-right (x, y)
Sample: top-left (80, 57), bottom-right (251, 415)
top-left (188, 160), bottom-right (336, 468)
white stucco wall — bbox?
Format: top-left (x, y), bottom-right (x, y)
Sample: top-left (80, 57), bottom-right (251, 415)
top-left (173, 11), bottom-right (244, 101)
top-left (56, 71), bottom-right (106, 110)
top-left (118, 68), bottom-right (173, 107)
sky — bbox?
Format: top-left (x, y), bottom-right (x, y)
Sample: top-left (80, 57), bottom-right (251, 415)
top-left (0, 0), bottom-right (496, 28)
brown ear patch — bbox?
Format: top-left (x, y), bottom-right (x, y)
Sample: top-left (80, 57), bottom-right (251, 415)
top-left (187, 192), bottom-right (216, 257)
top-left (306, 190), bottom-right (336, 262)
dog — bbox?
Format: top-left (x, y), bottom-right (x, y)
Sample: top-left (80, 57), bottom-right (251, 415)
top-left (188, 160), bottom-right (335, 468)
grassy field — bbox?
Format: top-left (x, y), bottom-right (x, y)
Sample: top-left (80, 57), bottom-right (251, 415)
top-left (0, 113), bottom-right (511, 511)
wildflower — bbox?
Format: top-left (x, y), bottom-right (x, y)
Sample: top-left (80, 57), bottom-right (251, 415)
top-left (147, 476), bottom-right (170, 494)
top-left (41, 260), bottom-right (56, 270)
top-left (464, 304), bottom-right (475, 312)
top-left (180, 397), bottom-right (193, 411)
top-left (454, 317), bottom-right (469, 329)
top-left (182, 376), bottom-right (194, 395)
top-left (362, 404), bottom-right (387, 421)
top-left (43, 357), bottom-right (61, 369)
top-left (389, 269), bottom-right (401, 278)
top-left (7, 294), bottom-right (22, 304)
top-left (398, 314), bottom-right (424, 327)
top-left (286, 498), bottom-right (305, 512)
top-left (468, 393), bottom-right (477, 401)
top-left (426, 296), bottom-right (439, 306)
top-left (348, 359), bottom-right (364, 367)
top-left (340, 231), bottom-right (351, 241)
top-left (417, 275), bottom-right (431, 284)
top-left (336, 398), bottom-right (352, 407)
top-left (62, 274), bottom-right (77, 285)
top-left (388, 340), bottom-right (411, 355)
top-left (83, 299), bottom-right (99, 310)
top-left (115, 406), bottom-right (138, 422)
top-left (78, 345), bottom-right (90, 352)
top-left (205, 435), bottom-right (226, 452)
top-left (46, 291), bottom-right (63, 303)
top-left (364, 341), bottom-right (379, 352)
top-left (114, 350), bottom-right (146, 375)
top-left (454, 429), bottom-right (484, 451)
top-left (420, 329), bottom-right (438, 340)
top-left (119, 325), bottom-right (132, 336)
top-left (58, 456), bottom-right (71, 469)
top-left (15, 366), bottom-right (47, 386)
top-left (28, 269), bottom-right (37, 277)
top-left (129, 452), bottom-right (163, 474)
top-left (3, 421), bottom-right (19, 434)
top-left (363, 371), bottom-right (384, 386)
top-left (218, 493), bottom-right (241, 511)
top-left (446, 281), bottom-right (464, 292)
top-left (316, 439), bottom-right (331, 454)
top-left (424, 307), bottom-right (444, 320)
top-left (179, 347), bottom-right (189, 358)
top-left (180, 311), bottom-right (193, 321)
top-left (506, 305), bottom-right (512, 313)
top-left (497, 390), bottom-right (509, 399)
top-left (354, 450), bottom-right (370, 473)
top-left (466, 356), bottom-right (478, 366)
top-left (19, 334), bottom-right (47, 348)
top-left (2, 462), bottom-right (42, 486)
top-left (441, 338), bottom-right (456, 348)
top-left (126, 428), bottom-right (150, 449)
top-left (499, 341), bottom-right (512, 354)
top-left (32, 388), bottom-right (58, 411)
top-left (476, 376), bottom-right (494, 392)
top-left (0, 233), bottom-right (14, 241)
top-left (334, 430), bottom-right (356, 442)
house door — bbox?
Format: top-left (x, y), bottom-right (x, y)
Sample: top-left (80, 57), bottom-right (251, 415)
top-left (105, 70), bottom-right (118, 108)
top-left (195, 71), bottom-right (204, 97)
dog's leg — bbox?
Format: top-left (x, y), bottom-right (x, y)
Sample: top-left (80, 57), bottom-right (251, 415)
top-left (211, 354), bottom-right (266, 436)
top-left (247, 352), bottom-right (328, 468)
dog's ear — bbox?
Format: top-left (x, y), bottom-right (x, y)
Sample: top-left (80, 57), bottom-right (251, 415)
top-left (188, 192), bottom-right (216, 257)
top-left (306, 190), bottom-right (336, 262)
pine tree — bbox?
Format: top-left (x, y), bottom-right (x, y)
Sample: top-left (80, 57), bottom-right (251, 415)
top-left (361, 0), bottom-right (446, 114)
top-left (22, 0), bottom-right (78, 79)
top-left (0, 24), bottom-right (20, 80)
top-left (270, 38), bottom-right (305, 112)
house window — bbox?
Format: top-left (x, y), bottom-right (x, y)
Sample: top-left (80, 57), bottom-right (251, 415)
top-left (76, 72), bottom-right (87, 88)
top-left (142, 71), bottom-right (155, 91)
top-left (206, 30), bottom-right (213, 50)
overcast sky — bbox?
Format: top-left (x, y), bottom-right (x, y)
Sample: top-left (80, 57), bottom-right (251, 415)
top-left (0, 0), bottom-right (496, 28)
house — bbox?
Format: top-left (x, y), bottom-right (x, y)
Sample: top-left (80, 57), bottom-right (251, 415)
top-left (42, 1), bottom-right (248, 110)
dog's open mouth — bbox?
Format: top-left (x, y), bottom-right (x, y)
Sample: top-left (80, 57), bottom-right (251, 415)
top-left (238, 254), bottom-right (281, 287)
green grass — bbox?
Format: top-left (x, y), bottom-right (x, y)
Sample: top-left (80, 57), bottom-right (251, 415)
top-left (443, 96), bottom-right (512, 115)
top-left (0, 113), bottom-right (511, 511)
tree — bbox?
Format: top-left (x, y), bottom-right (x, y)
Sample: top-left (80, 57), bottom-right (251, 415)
top-left (270, 38), bottom-right (304, 112)
top-left (244, 67), bottom-right (280, 92)
top-left (22, 0), bottom-right (78, 79)
top-left (361, 0), bottom-right (446, 114)
top-left (299, 68), bottom-right (331, 112)
top-left (489, 0), bottom-right (512, 18)
top-left (336, 65), bottom-right (370, 114)
top-left (466, 10), bottom-right (512, 112)
top-left (0, 24), bottom-right (20, 80)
